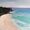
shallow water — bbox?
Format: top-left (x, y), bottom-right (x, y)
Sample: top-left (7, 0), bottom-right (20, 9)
top-left (12, 8), bottom-right (30, 30)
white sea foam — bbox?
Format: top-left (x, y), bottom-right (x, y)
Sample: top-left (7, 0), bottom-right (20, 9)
top-left (12, 18), bottom-right (30, 30)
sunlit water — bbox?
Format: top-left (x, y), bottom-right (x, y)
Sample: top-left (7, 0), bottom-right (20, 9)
top-left (12, 8), bottom-right (30, 30)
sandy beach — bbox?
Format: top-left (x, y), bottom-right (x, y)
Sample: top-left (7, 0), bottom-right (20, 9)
top-left (0, 14), bottom-right (18, 30)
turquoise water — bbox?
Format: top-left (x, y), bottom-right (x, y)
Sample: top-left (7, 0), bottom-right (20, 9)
top-left (12, 8), bottom-right (30, 24)
top-left (12, 8), bottom-right (30, 30)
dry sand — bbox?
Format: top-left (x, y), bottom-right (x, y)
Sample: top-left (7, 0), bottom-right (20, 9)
top-left (0, 14), bottom-right (18, 30)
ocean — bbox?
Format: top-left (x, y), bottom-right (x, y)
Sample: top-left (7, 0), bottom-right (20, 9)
top-left (12, 8), bottom-right (30, 30)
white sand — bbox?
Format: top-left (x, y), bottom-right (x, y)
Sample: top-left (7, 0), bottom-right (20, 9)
top-left (0, 14), bottom-right (18, 30)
